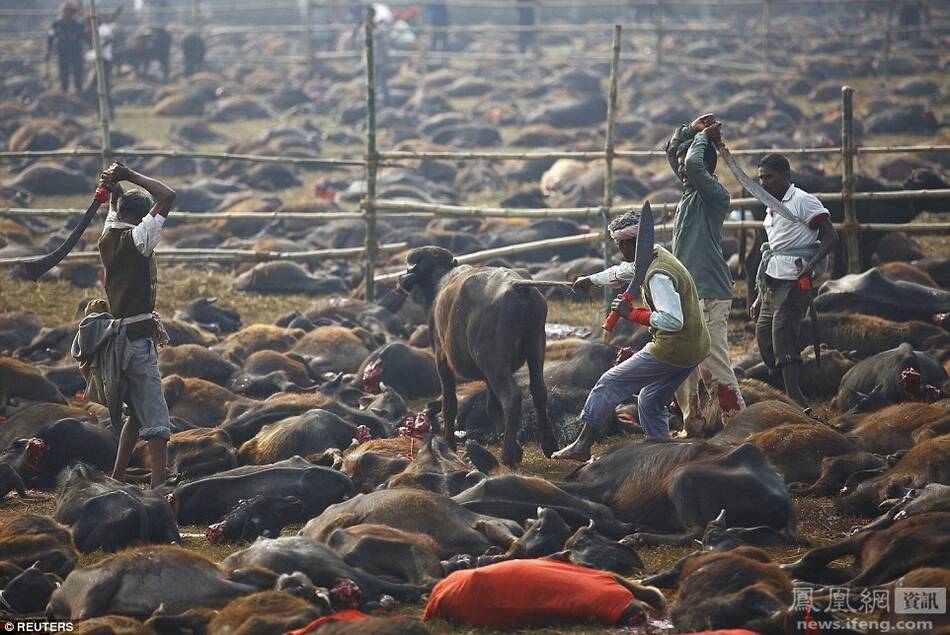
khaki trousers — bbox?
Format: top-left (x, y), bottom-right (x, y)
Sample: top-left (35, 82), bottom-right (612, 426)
top-left (674, 298), bottom-right (745, 430)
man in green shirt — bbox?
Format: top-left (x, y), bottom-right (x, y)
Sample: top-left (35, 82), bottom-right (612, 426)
top-left (665, 114), bottom-right (745, 436)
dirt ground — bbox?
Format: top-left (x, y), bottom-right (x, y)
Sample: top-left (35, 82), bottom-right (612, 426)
top-left (0, 272), bottom-right (864, 633)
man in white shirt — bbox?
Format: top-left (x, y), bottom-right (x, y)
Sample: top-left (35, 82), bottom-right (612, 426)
top-left (750, 154), bottom-right (839, 408)
top-left (98, 163), bottom-right (176, 489)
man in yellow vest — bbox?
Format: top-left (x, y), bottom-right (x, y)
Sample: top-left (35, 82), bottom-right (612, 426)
top-left (555, 207), bottom-right (711, 461)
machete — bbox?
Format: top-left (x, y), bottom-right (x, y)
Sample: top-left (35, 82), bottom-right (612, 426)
top-left (715, 141), bottom-right (799, 224)
top-left (603, 200), bottom-right (654, 332)
top-left (796, 257), bottom-right (822, 367)
top-left (14, 182), bottom-right (111, 282)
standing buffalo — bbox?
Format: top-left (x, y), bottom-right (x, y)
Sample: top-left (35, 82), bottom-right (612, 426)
top-left (397, 246), bottom-right (556, 466)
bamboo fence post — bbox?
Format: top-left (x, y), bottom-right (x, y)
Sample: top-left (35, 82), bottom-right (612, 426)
top-left (841, 86), bottom-right (860, 274)
top-left (193, 0), bottom-right (202, 33)
top-left (304, 0), bottom-right (315, 75)
top-left (87, 0), bottom-right (111, 168)
top-left (363, 7), bottom-right (379, 302)
top-left (761, 0), bottom-right (771, 72)
top-left (881, 0), bottom-right (895, 83)
top-left (655, 0), bottom-right (664, 66)
top-left (533, 0), bottom-right (541, 59)
top-left (602, 24), bottom-right (621, 316)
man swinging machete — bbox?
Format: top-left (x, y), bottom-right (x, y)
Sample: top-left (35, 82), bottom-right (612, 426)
top-left (64, 162), bottom-right (176, 490)
top-left (557, 202), bottom-right (711, 461)
top-left (717, 137), bottom-right (838, 409)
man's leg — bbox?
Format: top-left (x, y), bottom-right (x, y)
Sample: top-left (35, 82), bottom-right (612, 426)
top-left (771, 281), bottom-right (809, 408)
top-left (552, 349), bottom-right (657, 461)
top-left (675, 299), bottom-right (711, 433)
top-left (124, 338), bottom-right (172, 489)
top-left (72, 56), bottom-right (83, 94)
top-left (58, 53), bottom-right (69, 93)
top-left (702, 299), bottom-right (746, 420)
top-left (755, 284), bottom-right (777, 371)
top-left (639, 364), bottom-right (695, 438)
top-left (111, 412), bottom-right (140, 482)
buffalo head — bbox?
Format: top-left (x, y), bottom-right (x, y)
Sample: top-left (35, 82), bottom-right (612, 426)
top-left (397, 246), bottom-right (458, 306)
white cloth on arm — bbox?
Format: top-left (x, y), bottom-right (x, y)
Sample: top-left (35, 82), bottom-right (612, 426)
top-left (763, 184), bottom-right (830, 280)
top-left (103, 206), bottom-right (166, 258)
top-left (587, 257), bottom-right (683, 333)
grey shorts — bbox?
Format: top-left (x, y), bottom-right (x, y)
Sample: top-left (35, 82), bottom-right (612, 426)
top-left (123, 337), bottom-right (171, 440)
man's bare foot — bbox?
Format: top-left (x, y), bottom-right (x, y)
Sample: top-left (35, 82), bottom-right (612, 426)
top-left (551, 422), bottom-right (595, 462)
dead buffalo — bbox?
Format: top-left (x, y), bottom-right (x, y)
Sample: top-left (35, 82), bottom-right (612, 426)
top-left (833, 401), bottom-right (950, 454)
top-left (837, 434), bottom-right (950, 516)
top-left (325, 524), bottom-right (446, 587)
top-left (354, 341), bottom-right (441, 401)
top-left (158, 344), bottom-right (239, 387)
top-left (133, 427), bottom-right (236, 479)
top-left (206, 495), bottom-right (305, 545)
top-left (384, 435), bottom-right (477, 497)
top-left (741, 346), bottom-right (854, 401)
top-left (452, 472), bottom-right (627, 538)
top-left (784, 512), bottom-right (950, 586)
top-left (711, 400), bottom-right (816, 446)
top-left (0, 561), bottom-right (62, 614)
top-left (560, 438), bottom-right (797, 546)
top-left (222, 536), bottom-right (423, 604)
top-left (300, 488), bottom-right (522, 558)
top-left (397, 246), bottom-right (556, 466)
top-left (0, 513), bottom-right (77, 578)
top-left (643, 547), bottom-right (792, 633)
top-left (552, 521), bottom-right (644, 575)
top-left (169, 457), bottom-right (354, 525)
top-left (46, 545), bottom-right (270, 620)
top-left (0, 404), bottom-right (93, 451)
top-left (341, 437), bottom-right (413, 492)
top-left (54, 463), bottom-right (180, 553)
top-left (1, 417), bottom-right (117, 487)
top-left (809, 313), bottom-right (950, 358)
top-left (745, 423), bottom-right (885, 497)
top-left (161, 375), bottom-right (248, 428)
top-left (816, 269), bottom-right (950, 323)
top-left (832, 343), bottom-right (947, 413)
top-left (858, 483), bottom-right (950, 532)
top-left (238, 409), bottom-right (361, 466)
top-left (173, 297), bottom-right (241, 334)
top-left (0, 355), bottom-right (67, 412)
top-left (222, 392), bottom-right (391, 447)
top-left (207, 591), bottom-right (325, 635)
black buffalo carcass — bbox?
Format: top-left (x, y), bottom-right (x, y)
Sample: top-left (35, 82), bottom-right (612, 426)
top-left (559, 438), bottom-right (799, 546)
top-left (397, 246), bottom-right (556, 466)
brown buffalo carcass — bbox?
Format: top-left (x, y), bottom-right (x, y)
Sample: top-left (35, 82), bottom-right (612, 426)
top-left (784, 512), bottom-right (950, 586)
top-left (641, 547), bottom-right (793, 633)
top-left (397, 246), bottom-right (556, 466)
top-left (837, 434), bottom-right (950, 516)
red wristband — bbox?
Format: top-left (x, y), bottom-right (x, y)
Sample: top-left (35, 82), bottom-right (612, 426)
top-left (94, 184), bottom-right (110, 204)
top-left (627, 307), bottom-right (652, 326)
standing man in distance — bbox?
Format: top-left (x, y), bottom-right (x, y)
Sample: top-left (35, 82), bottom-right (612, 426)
top-left (751, 154), bottom-right (838, 408)
top-left (98, 163), bottom-right (176, 489)
top-left (665, 114), bottom-right (745, 436)
top-left (46, 2), bottom-right (86, 95)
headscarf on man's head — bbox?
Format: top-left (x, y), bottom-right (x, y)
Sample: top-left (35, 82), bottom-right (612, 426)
top-left (608, 201), bottom-right (655, 284)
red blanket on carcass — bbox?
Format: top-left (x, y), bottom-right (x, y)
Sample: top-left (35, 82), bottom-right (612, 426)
top-left (423, 558), bottom-right (639, 629)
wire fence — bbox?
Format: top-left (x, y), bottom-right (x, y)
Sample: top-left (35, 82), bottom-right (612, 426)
top-left (1, 6), bottom-right (948, 304)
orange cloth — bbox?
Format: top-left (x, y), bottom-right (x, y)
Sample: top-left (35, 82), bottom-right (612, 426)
top-left (423, 558), bottom-right (637, 629)
top-left (284, 610), bottom-right (368, 635)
